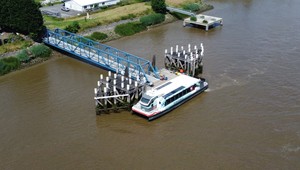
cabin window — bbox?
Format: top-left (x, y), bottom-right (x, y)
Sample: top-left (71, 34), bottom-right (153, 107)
top-left (141, 97), bottom-right (150, 104)
top-left (165, 99), bottom-right (170, 106)
top-left (164, 86), bottom-right (194, 106)
top-left (174, 94), bottom-right (178, 100)
top-left (141, 95), bottom-right (157, 107)
top-left (187, 87), bottom-right (191, 93)
top-left (184, 89), bottom-right (188, 94)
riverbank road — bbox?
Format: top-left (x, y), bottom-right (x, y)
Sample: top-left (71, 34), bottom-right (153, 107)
top-left (40, 4), bottom-right (83, 18)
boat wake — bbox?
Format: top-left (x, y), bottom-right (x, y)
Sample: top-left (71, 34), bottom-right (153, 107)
top-left (282, 144), bottom-right (300, 154)
top-left (205, 56), bottom-right (272, 92)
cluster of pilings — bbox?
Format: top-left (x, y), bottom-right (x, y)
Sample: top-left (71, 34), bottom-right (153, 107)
top-left (164, 43), bottom-right (204, 77)
top-left (94, 71), bottom-right (145, 114)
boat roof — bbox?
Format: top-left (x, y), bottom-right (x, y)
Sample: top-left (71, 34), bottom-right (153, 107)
top-left (145, 74), bottom-right (200, 98)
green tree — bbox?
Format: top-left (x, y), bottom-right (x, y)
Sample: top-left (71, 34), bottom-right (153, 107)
top-left (190, 16), bottom-right (197, 21)
top-left (151, 0), bottom-right (167, 14)
top-left (0, 0), bottom-right (45, 41)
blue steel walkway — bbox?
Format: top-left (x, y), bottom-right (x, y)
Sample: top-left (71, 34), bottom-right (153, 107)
top-left (43, 28), bottom-right (159, 83)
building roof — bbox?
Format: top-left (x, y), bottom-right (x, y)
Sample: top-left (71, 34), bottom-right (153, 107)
top-left (72, 0), bottom-right (111, 6)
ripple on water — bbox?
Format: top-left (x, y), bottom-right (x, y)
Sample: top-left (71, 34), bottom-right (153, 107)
top-left (282, 144), bottom-right (300, 156)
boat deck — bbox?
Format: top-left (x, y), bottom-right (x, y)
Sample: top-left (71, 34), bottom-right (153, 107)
top-left (150, 68), bottom-right (178, 88)
top-left (184, 14), bottom-right (223, 31)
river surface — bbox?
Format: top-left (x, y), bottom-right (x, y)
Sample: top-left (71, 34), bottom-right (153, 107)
top-left (1, 0), bottom-right (300, 169)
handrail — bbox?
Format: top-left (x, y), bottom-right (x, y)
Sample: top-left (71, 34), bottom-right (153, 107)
top-left (43, 29), bottom-right (160, 83)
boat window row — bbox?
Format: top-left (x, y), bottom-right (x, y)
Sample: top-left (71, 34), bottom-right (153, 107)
top-left (164, 85), bottom-right (196, 106)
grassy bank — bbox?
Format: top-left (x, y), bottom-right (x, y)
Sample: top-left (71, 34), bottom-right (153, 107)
top-left (115, 22), bottom-right (147, 36)
top-left (44, 3), bottom-right (152, 31)
top-left (0, 0), bottom-right (213, 76)
top-left (81, 0), bottom-right (213, 41)
top-left (85, 32), bottom-right (108, 41)
top-left (0, 44), bottom-right (52, 76)
top-left (168, 0), bottom-right (214, 20)
top-left (44, 0), bottom-right (209, 32)
top-left (166, 0), bottom-right (201, 7)
top-left (0, 33), bottom-right (33, 55)
top-left (0, 40), bottom-right (33, 55)
top-left (43, 0), bottom-right (213, 39)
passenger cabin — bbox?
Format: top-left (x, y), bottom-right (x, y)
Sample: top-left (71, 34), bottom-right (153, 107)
top-left (137, 74), bottom-right (206, 114)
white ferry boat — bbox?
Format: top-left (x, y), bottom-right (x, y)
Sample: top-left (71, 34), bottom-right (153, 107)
top-left (132, 74), bottom-right (208, 120)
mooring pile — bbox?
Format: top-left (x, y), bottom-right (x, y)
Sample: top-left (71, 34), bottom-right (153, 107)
top-left (164, 43), bottom-right (204, 77)
top-left (94, 71), bottom-right (145, 114)
top-left (94, 43), bottom-right (205, 115)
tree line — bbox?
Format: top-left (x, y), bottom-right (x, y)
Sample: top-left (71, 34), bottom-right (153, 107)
top-left (0, 0), bottom-right (45, 41)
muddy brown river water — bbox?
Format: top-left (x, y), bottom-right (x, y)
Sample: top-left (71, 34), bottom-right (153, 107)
top-left (0, 0), bottom-right (300, 169)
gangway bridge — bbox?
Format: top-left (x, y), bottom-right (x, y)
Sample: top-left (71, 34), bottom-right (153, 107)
top-left (43, 28), bottom-right (160, 84)
top-left (166, 6), bottom-right (196, 17)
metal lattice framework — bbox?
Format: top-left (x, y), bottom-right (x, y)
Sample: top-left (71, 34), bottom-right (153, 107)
top-left (43, 28), bottom-right (159, 83)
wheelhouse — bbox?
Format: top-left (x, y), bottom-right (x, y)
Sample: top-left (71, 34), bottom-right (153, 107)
top-left (140, 94), bottom-right (158, 112)
top-left (140, 94), bottom-right (156, 106)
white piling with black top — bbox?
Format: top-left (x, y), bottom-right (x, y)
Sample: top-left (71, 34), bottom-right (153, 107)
top-left (94, 71), bottom-right (145, 114)
top-left (94, 88), bottom-right (98, 106)
top-left (164, 43), bottom-right (204, 77)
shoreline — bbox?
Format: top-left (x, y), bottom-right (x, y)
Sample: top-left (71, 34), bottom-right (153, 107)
top-left (18, 50), bottom-right (63, 70)
top-left (1, 5), bottom-right (213, 76)
top-left (78, 13), bottom-right (179, 43)
top-left (0, 50), bottom-right (63, 77)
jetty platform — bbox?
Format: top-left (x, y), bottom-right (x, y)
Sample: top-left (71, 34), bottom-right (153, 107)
top-left (183, 14), bottom-right (223, 31)
top-left (93, 43), bottom-right (204, 114)
top-left (43, 29), bottom-right (205, 114)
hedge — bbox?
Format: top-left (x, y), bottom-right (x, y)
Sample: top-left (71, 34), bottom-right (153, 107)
top-left (90, 32), bottom-right (108, 41)
top-left (183, 3), bottom-right (200, 12)
top-left (29, 44), bottom-right (52, 58)
top-left (0, 44), bottom-right (52, 76)
top-left (190, 16), bottom-right (197, 21)
top-left (65, 21), bottom-right (81, 33)
top-left (16, 49), bottom-right (30, 62)
top-left (114, 22), bottom-right (147, 36)
top-left (140, 13), bottom-right (165, 26)
top-left (0, 57), bottom-right (21, 75)
top-left (120, 14), bottom-right (136, 20)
